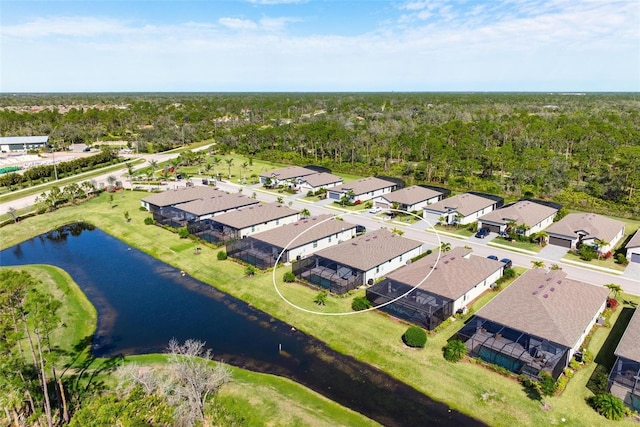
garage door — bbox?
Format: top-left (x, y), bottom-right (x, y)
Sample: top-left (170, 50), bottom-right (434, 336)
top-left (631, 253), bottom-right (640, 263)
top-left (328, 191), bottom-right (340, 200)
top-left (375, 201), bottom-right (389, 209)
top-left (484, 223), bottom-right (501, 233)
top-left (549, 236), bottom-right (572, 248)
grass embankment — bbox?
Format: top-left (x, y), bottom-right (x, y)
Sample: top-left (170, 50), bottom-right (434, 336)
top-left (0, 263), bottom-right (377, 427)
top-left (1, 191), bottom-right (638, 426)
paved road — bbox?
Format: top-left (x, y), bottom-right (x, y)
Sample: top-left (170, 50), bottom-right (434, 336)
top-left (3, 159), bottom-right (639, 296)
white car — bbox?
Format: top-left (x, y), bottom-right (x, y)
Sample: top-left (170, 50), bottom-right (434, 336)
top-left (369, 206), bottom-right (382, 214)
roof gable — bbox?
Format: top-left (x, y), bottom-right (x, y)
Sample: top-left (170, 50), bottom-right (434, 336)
top-left (250, 214), bottom-right (356, 249)
top-left (480, 200), bottom-right (557, 227)
top-left (213, 202), bottom-right (298, 229)
top-left (382, 185), bottom-right (444, 205)
top-left (423, 193), bottom-right (496, 217)
top-left (330, 177), bottom-right (397, 196)
top-left (546, 213), bottom-right (625, 242)
top-left (615, 307), bottom-right (640, 362)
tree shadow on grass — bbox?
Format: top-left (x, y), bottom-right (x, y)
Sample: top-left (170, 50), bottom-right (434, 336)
top-left (587, 306), bottom-right (635, 395)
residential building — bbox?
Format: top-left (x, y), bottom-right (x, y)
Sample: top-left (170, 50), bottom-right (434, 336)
top-left (327, 177), bottom-right (398, 203)
top-left (609, 306), bottom-right (640, 411)
top-left (292, 228), bottom-right (423, 294)
top-left (296, 172), bottom-right (343, 193)
top-left (367, 247), bottom-right (504, 330)
top-left (259, 166), bottom-right (316, 187)
top-left (0, 136), bottom-right (50, 152)
top-left (457, 269), bottom-right (608, 379)
top-left (626, 231), bottom-right (640, 263)
top-left (202, 202), bottom-right (299, 243)
top-left (545, 213), bottom-right (625, 253)
top-left (374, 185), bottom-right (446, 212)
top-left (226, 214), bottom-right (357, 269)
top-left (423, 193), bottom-right (501, 226)
top-left (478, 200), bottom-right (558, 237)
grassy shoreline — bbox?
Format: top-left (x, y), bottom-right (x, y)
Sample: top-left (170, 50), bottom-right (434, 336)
top-left (1, 190), bottom-right (638, 426)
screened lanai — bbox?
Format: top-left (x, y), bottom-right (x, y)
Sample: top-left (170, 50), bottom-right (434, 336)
top-left (367, 278), bottom-right (454, 330)
top-left (457, 318), bottom-right (570, 380)
top-left (186, 220), bottom-right (227, 244)
top-left (292, 255), bottom-right (364, 294)
top-left (226, 238), bottom-right (282, 270)
top-left (609, 358), bottom-right (640, 411)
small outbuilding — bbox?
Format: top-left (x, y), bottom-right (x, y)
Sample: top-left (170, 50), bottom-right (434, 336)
top-left (0, 136), bottom-right (50, 152)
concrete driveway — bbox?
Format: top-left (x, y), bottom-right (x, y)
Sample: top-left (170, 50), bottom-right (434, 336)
top-left (623, 262), bottom-right (640, 280)
top-left (538, 244), bottom-right (569, 261)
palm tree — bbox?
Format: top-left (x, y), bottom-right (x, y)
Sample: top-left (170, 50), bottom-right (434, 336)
top-left (241, 161), bottom-right (249, 184)
top-left (443, 339), bottom-right (467, 362)
top-left (440, 242), bottom-right (451, 252)
top-left (595, 238), bottom-right (609, 259)
top-left (148, 160), bottom-right (159, 180)
top-left (225, 158), bottom-right (234, 179)
top-left (300, 208), bottom-right (311, 218)
top-left (453, 213), bottom-right (463, 228)
top-left (211, 156), bottom-right (221, 179)
top-left (531, 260), bottom-right (545, 269)
top-left (531, 231), bottom-right (548, 247)
top-left (124, 162), bottom-right (135, 190)
top-left (605, 283), bottom-right (622, 298)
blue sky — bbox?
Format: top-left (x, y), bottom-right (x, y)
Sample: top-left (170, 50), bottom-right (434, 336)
top-left (1, 0), bottom-right (639, 92)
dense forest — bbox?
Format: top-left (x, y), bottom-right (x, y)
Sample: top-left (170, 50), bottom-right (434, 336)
top-left (1, 93), bottom-right (639, 217)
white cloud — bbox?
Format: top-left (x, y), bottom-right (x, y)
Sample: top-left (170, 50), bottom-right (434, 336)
top-left (245, 0), bottom-right (305, 5)
top-left (218, 17), bottom-right (258, 31)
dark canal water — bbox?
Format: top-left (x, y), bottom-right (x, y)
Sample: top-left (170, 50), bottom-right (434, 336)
top-left (0, 223), bottom-right (484, 427)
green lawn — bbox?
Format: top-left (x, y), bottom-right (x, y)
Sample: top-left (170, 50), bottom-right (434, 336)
top-left (562, 251), bottom-right (627, 272)
top-left (433, 224), bottom-right (475, 237)
top-left (1, 191), bottom-right (638, 426)
top-left (489, 237), bottom-right (542, 253)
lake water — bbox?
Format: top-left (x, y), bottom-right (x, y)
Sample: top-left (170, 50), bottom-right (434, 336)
top-left (0, 223), bottom-right (484, 427)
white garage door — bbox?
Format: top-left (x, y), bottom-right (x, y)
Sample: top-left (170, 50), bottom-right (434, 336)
top-left (631, 253), bottom-right (640, 263)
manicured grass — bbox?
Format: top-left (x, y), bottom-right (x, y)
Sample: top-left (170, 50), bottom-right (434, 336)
top-left (489, 238), bottom-right (542, 253)
top-left (562, 252), bottom-right (627, 272)
top-left (433, 224), bottom-right (475, 237)
top-left (1, 192), bottom-right (638, 426)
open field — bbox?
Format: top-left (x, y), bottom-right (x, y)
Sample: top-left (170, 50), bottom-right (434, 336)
top-left (1, 191), bottom-right (638, 426)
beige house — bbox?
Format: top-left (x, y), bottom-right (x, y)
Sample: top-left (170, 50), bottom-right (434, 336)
top-left (626, 231), bottom-right (640, 263)
top-left (327, 177), bottom-right (398, 203)
top-left (546, 213), bottom-right (625, 253)
top-left (478, 200), bottom-right (558, 236)
top-left (423, 193), bottom-right (500, 226)
top-left (374, 185), bottom-right (446, 212)
top-left (609, 306), bottom-right (640, 411)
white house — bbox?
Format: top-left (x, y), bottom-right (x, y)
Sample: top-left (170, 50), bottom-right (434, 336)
top-left (367, 247), bottom-right (504, 330)
top-left (423, 193), bottom-right (500, 226)
top-left (327, 177), bottom-right (398, 203)
top-left (545, 213), bottom-right (625, 253)
top-left (478, 200), bottom-right (558, 236)
top-left (259, 166), bottom-right (316, 187)
top-left (292, 228), bottom-right (423, 294)
top-left (626, 231), bottom-right (640, 263)
top-left (0, 136), bottom-right (49, 152)
top-left (226, 214), bottom-right (357, 267)
top-left (374, 185), bottom-right (446, 212)
top-left (296, 172), bottom-right (343, 193)
top-left (211, 202), bottom-right (299, 240)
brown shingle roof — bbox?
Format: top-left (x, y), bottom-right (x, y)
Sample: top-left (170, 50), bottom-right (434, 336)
top-left (479, 200), bottom-right (557, 227)
top-left (213, 202), bottom-right (298, 229)
top-left (250, 215), bottom-right (356, 249)
top-left (329, 177), bottom-right (397, 196)
top-left (141, 186), bottom-right (222, 208)
top-left (175, 193), bottom-right (258, 216)
top-left (626, 230), bottom-right (640, 249)
top-left (259, 166), bottom-right (316, 180)
top-left (545, 213), bottom-right (625, 242)
top-left (423, 193), bottom-right (496, 217)
top-left (381, 185), bottom-right (444, 206)
top-left (312, 228), bottom-right (422, 271)
top-left (385, 247), bottom-right (504, 300)
top-left (615, 306), bottom-right (640, 362)
top-left (298, 172), bottom-right (343, 187)
top-left (476, 269), bottom-right (608, 347)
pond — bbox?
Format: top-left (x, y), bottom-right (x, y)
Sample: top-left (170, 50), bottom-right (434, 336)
top-left (0, 223), bottom-right (484, 427)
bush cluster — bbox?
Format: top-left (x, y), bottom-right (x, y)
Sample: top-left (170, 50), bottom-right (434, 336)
top-left (283, 271), bottom-right (296, 282)
top-left (351, 296), bottom-right (371, 311)
top-left (217, 251), bottom-right (227, 260)
top-left (402, 326), bottom-right (427, 348)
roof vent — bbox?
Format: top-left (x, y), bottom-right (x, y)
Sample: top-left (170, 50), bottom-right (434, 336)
top-left (550, 287), bottom-right (555, 292)
top-left (538, 284), bottom-right (544, 289)
top-left (444, 260), bottom-right (449, 264)
top-left (532, 291), bottom-right (538, 295)
top-left (557, 280), bottom-right (562, 284)
top-left (543, 294), bottom-right (549, 298)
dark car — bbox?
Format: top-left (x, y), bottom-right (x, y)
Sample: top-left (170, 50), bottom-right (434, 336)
top-left (355, 225), bottom-right (366, 236)
top-left (487, 255), bottom-right (499, 261)
top-left (475, 227), bottom-right (489, 239)
top-left (83, 146), bottom-right (91, 152)
top-left (500, 258), bottom-right (513, 269)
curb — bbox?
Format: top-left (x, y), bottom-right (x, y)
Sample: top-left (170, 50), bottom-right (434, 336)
top-left (487, 241), bottom-right (539, 255)
top-left (560, 258), bottom-right (624, 275)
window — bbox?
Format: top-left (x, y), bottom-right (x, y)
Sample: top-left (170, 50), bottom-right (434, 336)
top-left (313, 241), bottom-right (318, 248)
top-left (276, 219), bottom-right (280, 225)
top-left (328, 236), bottom-right (332, 243)
top-left (251, 225), bottom-right (255, 232)
top-left (399, 255), bottom-right (403, 262)
top-left (376, 266), bottom-right (380, 274)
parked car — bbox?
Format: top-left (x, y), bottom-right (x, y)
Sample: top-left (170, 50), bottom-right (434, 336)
top-left (83, 146), bottom-right (91, 152)
top-left (475, 227), bottom-right (490, 239)
top-left (487, 255), bottom-right (499, 261)
top-left (355, 225), bottom-right (366, 236)
top-left (500, 258), bottom-right (513, 269)
top-left (369, 206), bottom-right (382, 214)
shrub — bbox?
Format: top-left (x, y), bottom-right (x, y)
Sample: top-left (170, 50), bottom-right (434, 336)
top-left (244, 265), bottom-right (256, 277)
top-left (607, 297), bottom-right (619, 311)
top-left (402, 326), bottom-right (427, 348)
top-left (352, 296), bottom-right (372, 311)
top-left (314, 291), bottom-right (328, 306)
top-left (616, 253), bottom-right (628, 265)
top-left (177, 226), bottom-right (190, 239)
top-left (144, 217), bottom-right (155, 225)
top-left (590, 393), bottom-right (629, 421)
top-left (217, 250), bottom-right (227, 260)
top-left (283, 271), bottom-right (296, 282)
top-left (578, 245), bottom-right (597, 261)
top-left (538, 372), bottom-right (557, 397)
top-left (443, 339), bottom-right (467, 362)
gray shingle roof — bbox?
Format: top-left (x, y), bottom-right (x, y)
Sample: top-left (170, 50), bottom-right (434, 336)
top-left (479, 200), bottom-right (557, 227)
top-left (545, 213), bottom-right (625, 242)
top-left (213, 202), bottom-right (298, 229)
top-left (259, 166), bottom-right (316, 180)
top-left (385, 247), bottom-right (504, 300)
top-left (312, 228), bottom-right (422, 271)
top-left (329, 177), bottom-right (397, 197)
top-left (423, 193), bottom-right (496, 217)
top-left (141, 186), bottom-right (225, 208)
top-left (0, 136), bottom-right (49, 144)
top-left (298, 172), bottom-right (343, 187)
top-left (615, 306), bottom-right (640, 362)
top-left (476, 269), bottom-right (608, 347)
top-left (175, 193), bottom-right (258, 216)
top-left (381, 185), bottom-right (444, 206)
top-left (626, 230), bottom-right (640, 249)
top-left (250, 214), bottom-right (356, 249)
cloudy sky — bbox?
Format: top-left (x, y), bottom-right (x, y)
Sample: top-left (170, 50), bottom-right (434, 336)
top-left (1, 0), bottom-right (639, 92)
